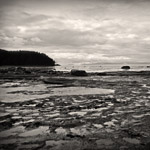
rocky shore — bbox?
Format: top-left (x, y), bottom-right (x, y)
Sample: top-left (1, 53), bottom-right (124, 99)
top-left (0, 67), bottom-right (150, 150)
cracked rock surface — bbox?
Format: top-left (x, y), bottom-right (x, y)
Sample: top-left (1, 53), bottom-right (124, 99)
top-left (0, 70), bottom-right (150, 150)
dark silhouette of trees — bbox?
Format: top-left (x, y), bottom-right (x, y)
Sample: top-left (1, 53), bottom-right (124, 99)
top-left (0, 49), bottom-right (55, 66)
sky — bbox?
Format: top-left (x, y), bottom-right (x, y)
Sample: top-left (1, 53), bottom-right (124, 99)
top-left (0, 0), bottom-right (150, 64)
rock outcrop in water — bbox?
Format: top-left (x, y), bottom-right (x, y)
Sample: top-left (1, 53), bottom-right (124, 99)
top-left (71, 69), bottom-right (87, 76)
top-left (121, 66), bottom-right (130, 69)
top-left (0, 49), bottom-right (55, 66)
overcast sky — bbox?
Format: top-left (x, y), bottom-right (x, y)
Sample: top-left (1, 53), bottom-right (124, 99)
top-left (0, 0), bottom-right (150, 64)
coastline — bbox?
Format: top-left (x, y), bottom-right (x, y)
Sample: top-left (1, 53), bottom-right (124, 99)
top-left (0, 67), bottom-right (150, 150)
top-left (0, 66), bottom-right (150, 79)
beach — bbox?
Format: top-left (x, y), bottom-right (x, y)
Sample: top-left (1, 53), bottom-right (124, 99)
top-left (0, 67), bottom-right (150, 150)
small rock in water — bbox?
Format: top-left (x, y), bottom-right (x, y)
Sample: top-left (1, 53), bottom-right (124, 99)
top-left (121, 66), bottom-right (130, 69)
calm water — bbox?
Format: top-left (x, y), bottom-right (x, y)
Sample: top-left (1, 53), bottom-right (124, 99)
top-left (55, 63), bottom-right (150, 72)
top-left (1, 63), bottom-right (150, 72)
top-left (0, 81), bottom-right (114, 102)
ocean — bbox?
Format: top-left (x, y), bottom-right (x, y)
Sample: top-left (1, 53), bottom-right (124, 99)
top-left (55, 63), bottom-right (150, 72)
top-left (0, 63), bottom-right (150, 72)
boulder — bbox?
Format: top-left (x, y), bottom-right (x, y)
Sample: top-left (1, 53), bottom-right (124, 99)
top-left (121, 66), bottom-right (130, 69)
top-left (71, 69), bottom-right (87, 76)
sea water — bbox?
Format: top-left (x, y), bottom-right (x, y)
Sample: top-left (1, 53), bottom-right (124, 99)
top-left (0, 63), bottom-right (150, 72)
top-left (55, 63), bottom-right (150, 72)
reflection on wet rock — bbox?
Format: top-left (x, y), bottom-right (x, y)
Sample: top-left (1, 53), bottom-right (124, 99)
top-left (0, 73), bottom-right (150, 149)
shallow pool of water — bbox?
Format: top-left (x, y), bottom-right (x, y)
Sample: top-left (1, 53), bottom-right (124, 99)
top-left (50, 87), bottom-right (114, 96)
top-left (19, 126), bottom-right (49, 137)
top-left (0, 81), bottom-right (114, 102)
top-left (0, 82), bottom-right (49, 102)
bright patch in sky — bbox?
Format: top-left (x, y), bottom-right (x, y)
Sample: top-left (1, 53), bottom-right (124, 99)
top-left (17, 26), bottom-right (26, 33)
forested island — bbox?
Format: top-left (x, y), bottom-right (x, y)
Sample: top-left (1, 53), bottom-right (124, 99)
top-left (0, 49), bottom-right (55, 66)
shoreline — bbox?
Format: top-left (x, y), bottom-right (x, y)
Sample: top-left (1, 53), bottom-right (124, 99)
top-left (0, 67), bottom-right (150, 150)
top-left (0, 67), bottom-right (150, 80)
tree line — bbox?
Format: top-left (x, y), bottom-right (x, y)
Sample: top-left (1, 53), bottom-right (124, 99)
top-left (0, 49), bottom-right (55, 66)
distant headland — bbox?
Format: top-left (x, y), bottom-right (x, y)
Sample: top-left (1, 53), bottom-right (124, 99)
top-left (0, 49), bottom-right (55, 66)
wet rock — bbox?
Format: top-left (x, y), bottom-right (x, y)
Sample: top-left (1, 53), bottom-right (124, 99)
top-left (104, 97), bottom-right (118, 103)
top-left (0, 138), bottom-right (17, 145)
top-left (144, 142), bottom-right (150, 150)
top-left (0, 69), bottom-right (8, 73)
top-left (0, 126), bottom-right (25, 138)
top-left (55, 127), bottom-right (68, 135)
top-left (45, 140), bottom-right (81, 150)
top-left (16, 67), bottom-right (26, 72)
top-left (0, 144), bottom-right (17, 150)
top-left (43, 78), bottom-right (64, 84)
top-left (0, 68), bottom-right (150, 150)
top-left (24, 70), bottom-right (31, 74)
top-left (0, 119), bottom-right (12, 130)
top-left (123, 137), bottom-right (140, 144)
top-left (0, 113), bottom-right (12, 130)
top-left (93, 124), bottom-right (103, 129)
top-left (11, 116), bottom-right (22, 123)
top-left (97, 72), bottom-right (107, 76)
top-left (70, 127), bottom-right (90, 136)
top-left (104, 121), bottom-right (116, 127)
top-left (8, 67), bottom-right (16, 72)
top-left (17, 143), bottom-right (42, 149)
top-left (88, 137), bottom-right (99, 141)
top-left (49, 120), bottom-right (62, 128)
top-left (66, 133), bottom-right (84, 138)
top-left (122, 128), bottom-right (141, 138)
top-left (140, 131), bottom-right (149, 137)
top-left (67, 105), bottom-right (81, 111)
top-left (0, 113), bottom-right (11, 120)
top-left (48, 69), bottom-right (56, 75)
top-left (44, 113), bottom-right (60, 118)
top-left (62, 119), bottom-right (85, 128)
top-left (119, 146), bottom-right (129, 150)
top-left (96, 139), bottom-right (114, 148)
top-left (36, 102), bottom-right (44, 107)
top-left (69, 111), bottom-right (87, 116)
top-left (23, 121), bottom-right (42, 129)
top-left (121, 66), bottom-right (130, 69)
top-left (19, 126), bottom-right (49, 137)
top-left (71, 69), bottom-right (87, 76)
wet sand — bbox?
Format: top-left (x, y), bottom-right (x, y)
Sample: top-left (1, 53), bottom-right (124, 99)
top-left (0, 68), bottom-right (150, 150)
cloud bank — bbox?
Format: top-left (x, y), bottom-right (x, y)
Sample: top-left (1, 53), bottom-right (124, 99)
top-left (0, 0), bottom-right (150, 64)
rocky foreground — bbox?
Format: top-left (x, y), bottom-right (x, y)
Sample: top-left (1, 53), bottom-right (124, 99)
top-left (0, 67), bottom-right (150, 150)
